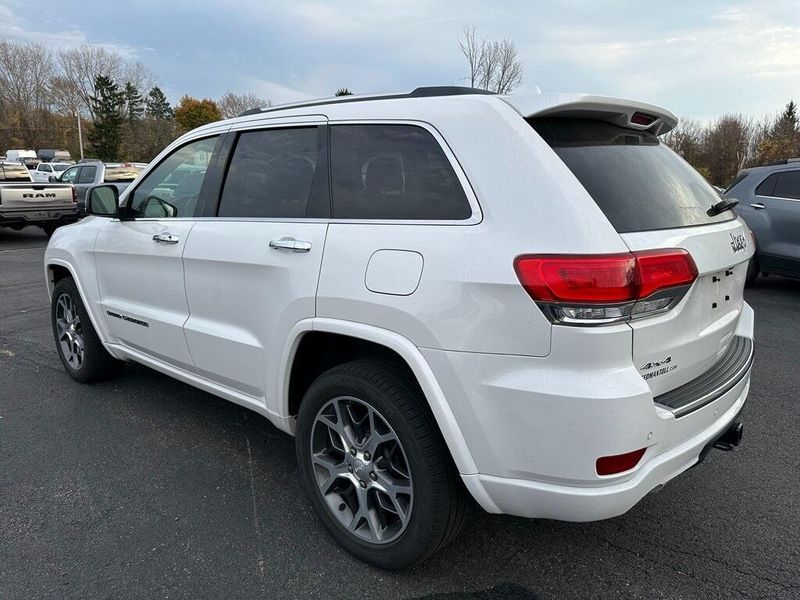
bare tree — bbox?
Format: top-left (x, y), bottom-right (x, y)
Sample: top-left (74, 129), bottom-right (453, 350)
top-left (458, 26), bottom-right (523, 93)
top-left (55, 45), bottom-right (153, 118)
top-left (0, 41), bottom-right (54, 111)
top-left (491, 40), bottom-right (523, 94)
top-left (217, 91), bottom-right (270, 119)
top-left (458, 26), bottom-right (484, 88)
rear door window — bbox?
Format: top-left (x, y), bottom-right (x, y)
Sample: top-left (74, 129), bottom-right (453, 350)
top-left (773, 170), bottom-right (800, 200)
top-left (530, 118), bottom-right (734, 233)
top-left (330, 124), bottom-right (471, 220)
top-left (755, 174), bottom-right (778, 197)
top-left (217, 127), bottom-right (323, 218)
top-left (78, 165), bottom-right (96, 184)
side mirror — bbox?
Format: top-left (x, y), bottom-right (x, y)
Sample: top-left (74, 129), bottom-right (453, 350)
top-left (87, 184), bottom-right (119, 217)
top-left (49, 175), bottom-right (58, 182)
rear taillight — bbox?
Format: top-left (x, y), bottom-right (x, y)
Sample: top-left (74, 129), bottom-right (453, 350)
top-left (514, 249), bottom-right (697, 325)
top-left (71, 186), bottom-right (77, 203)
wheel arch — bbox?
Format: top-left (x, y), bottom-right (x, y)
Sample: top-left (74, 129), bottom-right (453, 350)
top-left (279, 318), bottom-right (479, 476)
top-left (45, 258), bottom-right (114, 350)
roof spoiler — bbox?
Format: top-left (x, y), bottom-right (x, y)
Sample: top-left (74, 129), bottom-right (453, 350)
top-left (502, 94), bottom-right (679, 135)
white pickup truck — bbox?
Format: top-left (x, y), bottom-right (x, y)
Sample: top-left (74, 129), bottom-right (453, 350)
top-left (0, 161), bottom-right (79, 236)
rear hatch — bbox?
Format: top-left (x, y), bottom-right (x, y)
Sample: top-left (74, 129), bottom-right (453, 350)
top-left (525, 112), bottom-right (751, 397)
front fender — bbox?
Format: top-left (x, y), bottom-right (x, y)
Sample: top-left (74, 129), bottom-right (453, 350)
top-left (44, 219), bottom-right (117, 352)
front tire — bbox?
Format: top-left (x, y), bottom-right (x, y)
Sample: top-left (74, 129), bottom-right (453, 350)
top-left (51, 277), bottom-right (124, 382)
top-left (295, 359), bottom-right (471, 569)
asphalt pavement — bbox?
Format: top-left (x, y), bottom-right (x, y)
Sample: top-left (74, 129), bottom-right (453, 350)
top-left (1, 227), bottom-right (798, 599)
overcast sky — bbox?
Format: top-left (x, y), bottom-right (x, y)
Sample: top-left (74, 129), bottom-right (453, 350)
top-left (2, 0), bottom-right (798, 120)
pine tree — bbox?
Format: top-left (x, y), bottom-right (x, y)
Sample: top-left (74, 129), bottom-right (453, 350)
top-left (145, 86), bottom-right (174, 120)
top-left (123, 82), bottom-right (143, 123)
top-left (335, 88), bottom-right (353, 96)
top-left (88, 75), bottom-right (125, 161)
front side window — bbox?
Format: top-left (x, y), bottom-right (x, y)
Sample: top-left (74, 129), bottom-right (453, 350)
top-left (128, 136), bottom-right (218, 218)
top-left (78, 165), bottom-right (96, 184)
top-left (330, 124), bottom-right (471, 220)
top-left (60, 166), bottom-right (80, 183)
top-left (39, 164), bottom-right (52, 172)
top-left (217, 127), bottom-right (319, 218)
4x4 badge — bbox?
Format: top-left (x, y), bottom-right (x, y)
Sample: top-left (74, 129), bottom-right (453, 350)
top-left (640, 356), bottom-right (672, 371)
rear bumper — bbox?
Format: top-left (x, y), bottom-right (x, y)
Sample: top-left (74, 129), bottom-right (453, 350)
top-left (462, 374), bottom-right (749, 520)
top-left (423, 301), bottom-right (755, 521)
top-left (0, 208), bottom-right (79, 225)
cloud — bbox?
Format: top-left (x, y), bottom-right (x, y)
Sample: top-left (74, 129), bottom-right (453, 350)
top-left (0, 0), bottom-right (141, 58)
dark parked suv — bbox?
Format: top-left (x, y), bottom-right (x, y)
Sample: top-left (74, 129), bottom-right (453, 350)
top-left (725, 159), bottom-right (800, 282)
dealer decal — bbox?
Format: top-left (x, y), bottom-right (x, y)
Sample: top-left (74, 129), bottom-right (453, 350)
top-left (640, 356), bottom-right (677, 380)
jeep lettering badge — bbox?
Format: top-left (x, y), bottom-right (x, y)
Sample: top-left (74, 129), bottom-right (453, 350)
top-left (730, 232), bottom-right (747, 253)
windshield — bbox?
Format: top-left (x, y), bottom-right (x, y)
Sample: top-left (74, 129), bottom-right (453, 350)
top-left (104, 165), bottom-right (143, 182)
top-left (529, 118), bottom-right (735, 233)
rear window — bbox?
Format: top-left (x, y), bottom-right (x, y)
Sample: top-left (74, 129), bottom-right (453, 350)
top-left (0, 163), bottom-right (31, 181)
top-left (530, 118), bottom-right (734, 233)
top-left (104, 166), bottom-right (142, 182)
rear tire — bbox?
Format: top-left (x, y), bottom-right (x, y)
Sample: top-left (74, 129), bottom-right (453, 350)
top-left (42, 223), bottom-right (58, 237)
top-left (745, 256), bottom-right (759, 285)
top-left (295, 358), bottom-right (471, 569)
top-left (51, 277), bottom-right (124, 383)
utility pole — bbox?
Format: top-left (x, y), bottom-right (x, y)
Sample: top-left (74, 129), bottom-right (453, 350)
top-left (76, 113), bottom-right (84, 160)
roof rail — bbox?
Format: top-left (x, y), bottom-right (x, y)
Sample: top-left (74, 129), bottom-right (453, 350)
top-left (237, 86), bottom-right (494, 118)
top-left (764, 157), bottom-right (800, 166)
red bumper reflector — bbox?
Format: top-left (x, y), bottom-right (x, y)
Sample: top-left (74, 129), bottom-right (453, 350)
top-left (596, 447), bottom-right (647, 476)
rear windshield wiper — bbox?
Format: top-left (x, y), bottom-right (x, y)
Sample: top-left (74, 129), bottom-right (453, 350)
top-left (707, 198), bottom-right (738, 217)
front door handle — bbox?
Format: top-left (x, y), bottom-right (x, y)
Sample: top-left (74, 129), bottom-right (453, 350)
top-left (153, 233), bottom-right (180, 244)
top-left (750, 203), bottom-right (766, 210)
top-left (269, 238), bottom-right (312, 252)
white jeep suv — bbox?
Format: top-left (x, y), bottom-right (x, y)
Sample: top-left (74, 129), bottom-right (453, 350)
top-left (44, 87), bottom-right (754, 568)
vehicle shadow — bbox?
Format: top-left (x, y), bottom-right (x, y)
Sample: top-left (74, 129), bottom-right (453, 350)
top-left (76, 352), bottom-right (791, 599)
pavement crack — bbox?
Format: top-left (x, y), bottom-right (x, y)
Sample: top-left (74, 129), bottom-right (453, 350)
top-left (242, 432), bottom-right (267, 585)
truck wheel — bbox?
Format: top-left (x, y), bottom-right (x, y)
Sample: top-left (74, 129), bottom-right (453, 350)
top-left (51, 277), bottom-right (124, 383)
top-left (295, 359), bottom-right (471, 569)
top-left (42, 223), bottom-right (57, 237)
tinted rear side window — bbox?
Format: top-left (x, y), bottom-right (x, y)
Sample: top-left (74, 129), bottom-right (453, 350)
top-left (0, 163), bottom-right (31, 181)
top-left (773, 170), bottom-right (800, 199)
top-left (218, 127), bottom-right (320, 218)
top-left (530, 118), bottom-right (733, 233)
top-left (330, 124), bottom-right (471, 220)
top-left (755, 173), bottom-right (778, 197)
top-left (78, 165), bottom-right (96, 183)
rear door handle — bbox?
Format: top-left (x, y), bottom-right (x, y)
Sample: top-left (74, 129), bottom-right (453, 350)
top-left (153, 233), bottom-right (180, 244)
top-left (750, 203), bottom-right (766, 210)
top-left (269, 238), bottom-right (312, 252)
